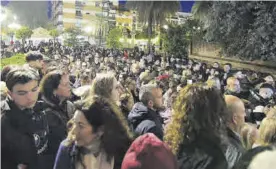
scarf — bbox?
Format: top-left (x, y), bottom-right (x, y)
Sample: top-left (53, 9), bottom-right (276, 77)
top-left (76, 137), bottom-right (114, 169)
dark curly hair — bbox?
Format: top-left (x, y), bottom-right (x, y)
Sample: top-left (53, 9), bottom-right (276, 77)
top-left (164, 83), bottom-right (228, 154)
top-left (66, 96), bottom-right (133, 169)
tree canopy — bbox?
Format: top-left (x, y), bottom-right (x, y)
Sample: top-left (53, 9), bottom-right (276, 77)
top-left (49, 28), bottom-right (60, 39)
top-left (15, 26), bottom-right (33, 43)
top-left (193, 1), bottom-right (276, 61)
top-left (162, 19), bottom-right (202, 58)
top-left (126, 1), bottom-right (180, 52)
top-left (107, 28), bottom-right (122, 49)
top-left (63, 27), bottom-right (82, 47)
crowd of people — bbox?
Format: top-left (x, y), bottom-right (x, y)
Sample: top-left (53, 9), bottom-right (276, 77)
top-left (1, 41), bottom-right (276, 169)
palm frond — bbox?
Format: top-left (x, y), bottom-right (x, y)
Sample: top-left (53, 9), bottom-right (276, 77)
top-left (192, 1), bottom-right (213, 21)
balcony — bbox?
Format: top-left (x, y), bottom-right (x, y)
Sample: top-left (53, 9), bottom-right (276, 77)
top-left (75, 1), bottom-right (84, 8)
top-left (75, 14), bottom-right (83, 19)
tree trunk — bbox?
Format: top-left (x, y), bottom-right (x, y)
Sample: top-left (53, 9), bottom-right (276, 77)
top-left (147, 12), bottom-right (153, 54)
top-left (147, 2), bottom-right (154, 54)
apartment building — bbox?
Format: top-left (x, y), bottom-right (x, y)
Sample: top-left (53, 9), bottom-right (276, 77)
top-left (168, 12), bottom-right (192, 25)
top-left (51, 0), bottom-right (118, 36)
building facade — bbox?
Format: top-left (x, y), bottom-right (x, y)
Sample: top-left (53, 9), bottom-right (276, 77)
top-left (51, 0), bottom-right (118, 36)
top-left (168, 12), bottom-right (192, 25)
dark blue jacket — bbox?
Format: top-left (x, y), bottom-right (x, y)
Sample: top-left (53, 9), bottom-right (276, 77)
top-left (53, 140), bottom-right (77, 169)
top-left (54, 140), bottom-right (128, 169)
top-left (128, 102), bottom-right (164, 140)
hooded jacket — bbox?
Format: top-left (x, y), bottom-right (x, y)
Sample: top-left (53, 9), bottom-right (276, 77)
top-left (128, 102), bottom-right (163, 140)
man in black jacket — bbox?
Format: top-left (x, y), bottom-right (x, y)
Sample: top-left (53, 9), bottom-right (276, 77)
top-left (128, 84), bottom-right (164, 140)
top-left (224, 95), bottom-right (246, 169)
top-left (1, 67), bottom-right (50, 169)
top-left (224, 77), bottom-right (250, 100)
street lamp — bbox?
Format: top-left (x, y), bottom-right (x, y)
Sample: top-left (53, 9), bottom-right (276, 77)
top-left (192, 26), bottom-right (201, 31)
top-left (84, 26), bottom-right (92, 33)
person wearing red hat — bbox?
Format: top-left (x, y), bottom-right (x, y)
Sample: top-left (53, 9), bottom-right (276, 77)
top-left (121, 133), bottom-right (178, 169)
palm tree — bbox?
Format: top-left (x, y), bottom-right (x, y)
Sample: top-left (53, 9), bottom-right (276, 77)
top-left (126, 1), bottom-right (180, 53)
top-left (192, 1), bottom-right (213, 24)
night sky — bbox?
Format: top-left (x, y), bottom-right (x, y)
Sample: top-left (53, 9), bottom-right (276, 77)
top-left (2, 0), bottom-right (194, 28)
top-left (119, 1), bottom-right (195, 13)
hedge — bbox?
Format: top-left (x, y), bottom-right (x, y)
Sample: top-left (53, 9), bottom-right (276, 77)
top-left (0, 53), bottom-right (26, 69)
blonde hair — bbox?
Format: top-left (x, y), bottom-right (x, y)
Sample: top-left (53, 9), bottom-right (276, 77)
top-left (240, 123), bottom-right (258, 150)
top-left (91, 72), bottom-right (116, 100)
top-left (0, 82), bottom-right (8, 97)
top-left (256, 117), bottom-right (276, 146)
top-left (164, 84), bottom-right (227, 154)
top-left (266, 106), bottom-right (276, 118)
top-left (226, 77), bottom-right (238, 87)
top-left (206, 77), bottom-right (220, 89)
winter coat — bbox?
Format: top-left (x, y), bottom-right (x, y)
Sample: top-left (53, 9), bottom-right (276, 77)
top-left (248, 91), bottom-right (274, 108)
top-left (224, 90), bottom-right (250, 100)
top-left (43, 99), bottom-right (75, 168)
top-left (54, 140), bottom-right (125, 169)
top-left (177, 135), bottom-right (228, 169)
top-left (1, 99), bottom-right (51, 169)
top-left (128, 102), bottom-right (164, 140)
top-left (224, 128), bottom-right (245, 169)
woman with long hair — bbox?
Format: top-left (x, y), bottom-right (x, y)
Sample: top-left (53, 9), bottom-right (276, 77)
top-left (40, 70), bottom-right (75, 168)
top-left (54, 96), bottom-right (133, 169)
top-left (254, 117), bottom-right (276, 147)
top-left (164, 83), bottom-right (229, 169)
top-left (240, 123), bottom-right (258, 150)
top-left (89, 72), bottom-right (133, 120)
top-left (90, 73), bottom-right (121, 104)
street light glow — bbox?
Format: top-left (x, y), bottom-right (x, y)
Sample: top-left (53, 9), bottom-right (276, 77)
top-left (84, 26), bottom-right (92, 33)
top-left (163, 25), bottom-right (168, 30)
top-left (1, 14), bottom-right (7, 21)
top-left (0, 14), bottom-right (6, 22)
top-left (8, 22), bottom-right (21, 29)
